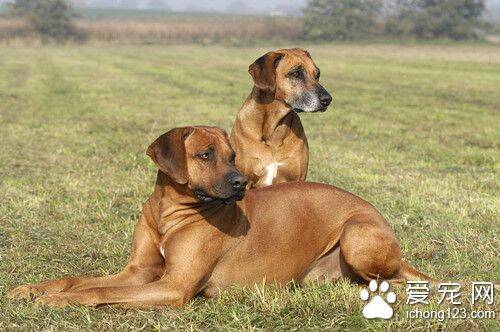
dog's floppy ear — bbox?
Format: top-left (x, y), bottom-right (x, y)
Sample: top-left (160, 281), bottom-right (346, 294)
top-left (146, 127), bottom-right (194, 184)
top-left (248, 51), bottom-right (284, 91)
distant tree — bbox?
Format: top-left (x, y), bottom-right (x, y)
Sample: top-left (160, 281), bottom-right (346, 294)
top-left (303, 0), bottom-right (383, 41)
top-left (9, 0), bottom-right (84, 41)
top-left (9, 0), bottom-right (36, 15)
top-left (386, 0), bottom-right (487, 39)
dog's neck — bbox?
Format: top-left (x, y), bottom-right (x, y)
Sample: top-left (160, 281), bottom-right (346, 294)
top-left (152, 172), bottom-right (239, 237)
top-left (248, 86), bottom-right (295, 142)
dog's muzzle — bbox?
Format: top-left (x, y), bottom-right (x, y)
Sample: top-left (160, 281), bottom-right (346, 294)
top-left (194, 188), bottom-right (246, 205)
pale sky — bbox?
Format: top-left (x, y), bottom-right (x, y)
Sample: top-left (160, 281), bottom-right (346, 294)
top-left (1, 1), bottom-right (499, 14)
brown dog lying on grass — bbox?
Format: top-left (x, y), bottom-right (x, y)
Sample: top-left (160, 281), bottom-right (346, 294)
top-left (8, 126), bottom-right (432, 308)
top-left (230, 48), bottom-right (332, 188)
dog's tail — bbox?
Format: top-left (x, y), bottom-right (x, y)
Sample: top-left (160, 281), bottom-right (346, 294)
top-left (398, 261), bottom-right (500, 290)
top-left (399, 261), bottom-right (500, 290)
top-left (398, 260), bottom-right (437, 283)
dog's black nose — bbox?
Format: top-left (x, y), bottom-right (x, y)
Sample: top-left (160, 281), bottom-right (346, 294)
top-left (319, 92), bottom-right (332, 107)
top-left (228, 172), bottom-right (247, 190)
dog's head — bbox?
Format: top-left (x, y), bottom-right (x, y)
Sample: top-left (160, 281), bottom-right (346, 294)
top-left (147, 126), bottom-right (247, 205)
top-left (248, 48), bottom-right (332, 113)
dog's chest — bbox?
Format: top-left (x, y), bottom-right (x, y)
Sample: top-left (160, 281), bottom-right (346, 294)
top-left (262, 161), bottom-right (285, 186)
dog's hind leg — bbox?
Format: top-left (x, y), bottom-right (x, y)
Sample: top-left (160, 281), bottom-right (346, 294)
top-left (302, 212), bottom-right (434, 286)
top-left (340, 212), bottom-right (434, 284)
top-left (338, 213), bottom-right (403, 283)
top-left (300, 245), bottom-right (364, 285)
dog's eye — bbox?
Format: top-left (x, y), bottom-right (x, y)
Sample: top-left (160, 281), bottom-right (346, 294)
top-left (315, 69), bottom-right (320, 80)
top-left (197, 147), bottom-right (214, 161)
top-left (229, 154), bottom-right (236, 164)
top-left (288, 69), bottom-right (303, 79)
top-left (198, 152), bottom-right (210, 160)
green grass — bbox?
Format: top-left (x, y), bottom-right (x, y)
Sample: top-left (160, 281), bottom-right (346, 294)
top-left (0, 44), bottom-right (499, 330)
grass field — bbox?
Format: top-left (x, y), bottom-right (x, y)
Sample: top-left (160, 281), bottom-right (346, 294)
top-left (0, 44), bottom-right (499, 330)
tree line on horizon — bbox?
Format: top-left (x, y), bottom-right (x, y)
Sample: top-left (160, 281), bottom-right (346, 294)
top-left (6, 0), bottom-right (491, 42)
top-left (304, 0), bottom-right (488, 40)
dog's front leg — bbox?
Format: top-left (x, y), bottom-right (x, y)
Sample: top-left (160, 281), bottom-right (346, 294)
top-left (35, 279), bottom-right (196, 309)
top-left (7, 213), bottom-right (164, 300)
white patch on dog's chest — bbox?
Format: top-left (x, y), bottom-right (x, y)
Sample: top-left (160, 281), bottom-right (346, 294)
top-left (262, 161), bottom-right (284, 186)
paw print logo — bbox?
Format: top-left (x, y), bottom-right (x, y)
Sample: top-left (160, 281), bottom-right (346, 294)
top-left (360, 280), bottom-right (396, 319)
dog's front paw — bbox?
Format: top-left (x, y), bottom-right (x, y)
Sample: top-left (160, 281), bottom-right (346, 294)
top-left (35, 292), bottom-right (97, 308)
top-left (7, 284), bottom-right (45, 301)
top-left (35, 293), bottom-right (74, 308)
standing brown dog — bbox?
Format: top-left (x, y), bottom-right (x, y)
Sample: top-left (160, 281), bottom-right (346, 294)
top-left (230, 48), bottom-right (332, 188)
top-left (8, 126), bottom-right (432, 308)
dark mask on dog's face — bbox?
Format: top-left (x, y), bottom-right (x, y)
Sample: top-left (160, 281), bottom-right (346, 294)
top-left (147, 126), bottom-right (247, 205)
top-left (248, 48), bottom-right (332, 113)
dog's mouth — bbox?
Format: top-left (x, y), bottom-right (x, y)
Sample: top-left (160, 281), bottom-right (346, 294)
top-left (194, 189), bottom-right (245, 205)
top-left (293, 107), bottom-right (327, 113)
